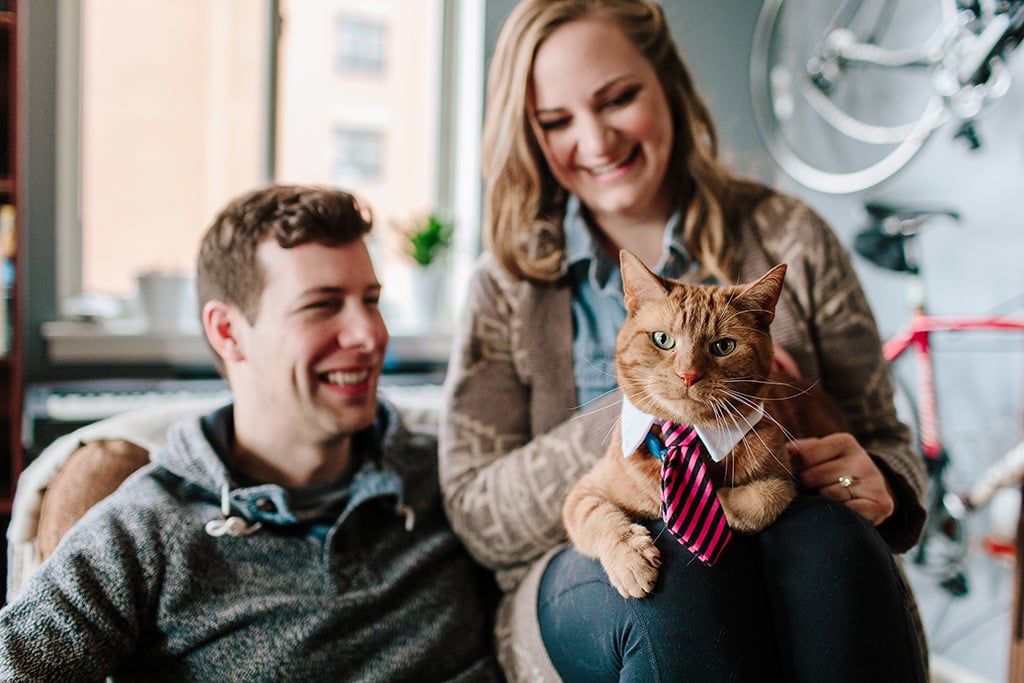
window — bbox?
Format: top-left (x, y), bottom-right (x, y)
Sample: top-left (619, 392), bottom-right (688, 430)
top-left (335, 17), bottom-right (387, 74)
top-left (332, 128), bottom-right (384, 183)
top-left (54, 0), bottom-right (483, 360)
top-left (66, 0), bottom-right (269, 300)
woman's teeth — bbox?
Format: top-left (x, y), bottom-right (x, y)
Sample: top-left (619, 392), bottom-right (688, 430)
top-left (589, 148), bottom-right (636, 175)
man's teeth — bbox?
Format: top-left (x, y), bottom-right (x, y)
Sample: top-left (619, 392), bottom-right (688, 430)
top-left (325, 369), bottom-right (370, 386)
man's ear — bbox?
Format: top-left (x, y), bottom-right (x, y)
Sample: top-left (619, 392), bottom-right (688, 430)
top-left (203, 300), bottom-right (247, 363)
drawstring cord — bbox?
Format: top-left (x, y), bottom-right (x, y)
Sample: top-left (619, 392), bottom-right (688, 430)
top-left (205, 484), bottom-right (262, 537)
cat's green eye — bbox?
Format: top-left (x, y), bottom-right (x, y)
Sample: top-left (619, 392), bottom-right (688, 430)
top-left (651, 331), bottom-right (675, 350)
top-left (710, 338), bottom-right (737, 356)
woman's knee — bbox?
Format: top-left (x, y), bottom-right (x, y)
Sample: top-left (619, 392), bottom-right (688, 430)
top-left (764, 494), bottom-right (887, 557)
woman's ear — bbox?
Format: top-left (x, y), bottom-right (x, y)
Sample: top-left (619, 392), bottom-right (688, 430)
top-left (203, 300), bottom-right (246, 364)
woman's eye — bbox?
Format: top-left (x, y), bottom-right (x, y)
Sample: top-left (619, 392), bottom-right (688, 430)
top-left (537, 117), bottom-right (569, 131)
top-left (651, 331), bottom-right (675, 350)
top-left (710, 338), bottom-right (736, 356)
top-left (606, 88), bottom-right (638, 108)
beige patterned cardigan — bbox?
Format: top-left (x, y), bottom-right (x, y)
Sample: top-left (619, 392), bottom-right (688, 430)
top-left (440, 190), bottom-right (927, 682)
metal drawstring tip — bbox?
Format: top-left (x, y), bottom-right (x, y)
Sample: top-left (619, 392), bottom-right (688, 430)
top-left (205, 483), bottom-right (262, 537)
top-left (395, 503), bottom-right (416, 532)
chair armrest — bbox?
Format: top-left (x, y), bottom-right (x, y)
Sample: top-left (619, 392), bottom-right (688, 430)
top-left (36, 439), bottom-right (150, 561)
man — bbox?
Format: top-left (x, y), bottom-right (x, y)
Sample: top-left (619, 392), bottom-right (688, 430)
top-left (0, 185), bottom-right (501, 681)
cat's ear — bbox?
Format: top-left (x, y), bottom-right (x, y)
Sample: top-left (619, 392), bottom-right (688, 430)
top-left (738, 263), bottom-right (787, 325)
top-left (620, 249), bottom-right (668, 313)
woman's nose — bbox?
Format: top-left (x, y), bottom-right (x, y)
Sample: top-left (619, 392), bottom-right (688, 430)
top-left (576, 115), bottom-right (613, 157)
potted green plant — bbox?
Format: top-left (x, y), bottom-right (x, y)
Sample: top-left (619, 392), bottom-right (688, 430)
top-left (391, 212), bottom-right (454, 333)
top-left (402, 212), bottom-right (453, 266)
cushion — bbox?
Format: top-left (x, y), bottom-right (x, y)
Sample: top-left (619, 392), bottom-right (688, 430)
top-left (36, 439), bottom-right (150, 561)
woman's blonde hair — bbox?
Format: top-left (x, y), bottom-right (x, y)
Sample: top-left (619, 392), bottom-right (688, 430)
top-left (482, 0), bottom-right (760, 283)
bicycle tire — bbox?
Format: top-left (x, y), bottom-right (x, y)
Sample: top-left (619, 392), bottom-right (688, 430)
top-left (750, 0), bottom-right (951, 194)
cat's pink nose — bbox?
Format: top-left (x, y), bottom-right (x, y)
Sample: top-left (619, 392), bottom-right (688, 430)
top-left (679, 371), bottom-right (702, 387)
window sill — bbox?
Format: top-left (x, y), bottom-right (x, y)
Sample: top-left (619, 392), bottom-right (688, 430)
top-left (41, 320), bottom-right (211, 365)
top-left (41, 320), bottom-right (452, 368)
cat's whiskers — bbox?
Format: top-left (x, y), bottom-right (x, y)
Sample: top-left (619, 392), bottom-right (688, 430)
top-left (569, 390), bottom-right (626, 448)
top-left (735, 421), bottom-right (796, 479)
top-left (627, 375), bottom-right (688, 422)
top-left (708, 397), bottom-right (741, 487)
top-left (721, 376), bottom-right (821, 402)
top-left (722, 389), bottom-right (799, 477)
top-left (571, 386), bottom-right (626, 412)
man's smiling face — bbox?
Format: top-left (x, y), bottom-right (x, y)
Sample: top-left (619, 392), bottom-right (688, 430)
top-left (234, 238), bottom-right (389, 444)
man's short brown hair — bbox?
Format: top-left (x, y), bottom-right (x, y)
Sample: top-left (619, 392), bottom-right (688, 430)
top-left (196, 184), bottom-right (373, 325)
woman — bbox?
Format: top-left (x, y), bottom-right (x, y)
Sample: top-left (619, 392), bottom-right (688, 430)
top-left (440, 1), bottom-right (928, 680)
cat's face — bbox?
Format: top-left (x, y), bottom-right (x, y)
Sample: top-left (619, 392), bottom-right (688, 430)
top-left (616, 250), bottom-right (785, 426)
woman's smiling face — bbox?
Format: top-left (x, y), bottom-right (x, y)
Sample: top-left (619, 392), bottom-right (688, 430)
top-left (529, 17), bottom-right (675, 227)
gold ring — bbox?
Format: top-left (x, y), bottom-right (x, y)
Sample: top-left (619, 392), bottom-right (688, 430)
top-left (838, 475), bottom-right (856, 499)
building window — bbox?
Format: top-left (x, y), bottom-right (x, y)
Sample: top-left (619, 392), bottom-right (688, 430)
top-left (332, 128), bottom-right (383, 182)
top-left (335, 17), bottom-right (387, 74)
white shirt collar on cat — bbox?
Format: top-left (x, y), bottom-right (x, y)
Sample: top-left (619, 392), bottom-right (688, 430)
top-left (619, 397), bottom-right (765, 462)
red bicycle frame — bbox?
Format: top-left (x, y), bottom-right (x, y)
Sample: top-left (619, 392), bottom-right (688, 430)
top-left (884, 309), bottom-right (1024, 461)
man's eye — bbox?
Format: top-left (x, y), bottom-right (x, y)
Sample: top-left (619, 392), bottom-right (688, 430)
top-left (651, 331), bottom-right (675, 350)
top-left (305, 299), bottom-right (338, 312)
top-left (710, 338), bottom-right (736, 356)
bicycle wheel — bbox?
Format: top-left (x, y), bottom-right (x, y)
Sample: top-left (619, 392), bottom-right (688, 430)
top-left (750, 0), bottom-right (954, 194)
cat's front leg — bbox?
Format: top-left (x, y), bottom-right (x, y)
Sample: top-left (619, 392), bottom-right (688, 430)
top-left (717, 477), bottom-right (797, 533)
top-left (563, 470), bottom-right (662, 598)
top-left (569, 503), bottom-right (661, 599)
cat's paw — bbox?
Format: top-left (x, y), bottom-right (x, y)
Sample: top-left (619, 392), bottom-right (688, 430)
top-left (601, 523), bottom-right (662, 599)
top-left (718, 479), bottom-right (796, 533)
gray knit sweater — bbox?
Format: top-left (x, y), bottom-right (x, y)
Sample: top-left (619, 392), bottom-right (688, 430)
top-left (440, 189), bottom-right (928, 681)
top-left (0, 402), bottom-right (502, 682)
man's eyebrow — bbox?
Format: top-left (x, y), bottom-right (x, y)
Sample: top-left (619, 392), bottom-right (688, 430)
top-left (299, 283), bottom-right (382, 297)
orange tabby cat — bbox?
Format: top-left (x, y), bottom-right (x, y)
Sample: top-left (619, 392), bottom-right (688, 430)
top-left (562, 250), bottom-right (847, 598)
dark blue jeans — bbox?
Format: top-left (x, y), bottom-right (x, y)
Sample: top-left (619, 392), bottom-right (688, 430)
top-left (539, 496), bottom-right (926, 682)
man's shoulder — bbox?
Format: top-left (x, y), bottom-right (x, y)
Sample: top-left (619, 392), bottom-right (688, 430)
top-left (376, 399), bottom-right (438, 467)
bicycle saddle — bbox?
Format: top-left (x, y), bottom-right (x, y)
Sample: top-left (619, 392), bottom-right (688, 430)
top-left (863, 203), bottom-right (961, 232)
top-left (854, 203), bottom-right (961, 274)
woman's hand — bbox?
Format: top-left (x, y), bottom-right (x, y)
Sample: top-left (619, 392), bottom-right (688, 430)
top-left (787, 433), bottom-right (895, 526)
top-left (772, 341), bottom-right (801, 377)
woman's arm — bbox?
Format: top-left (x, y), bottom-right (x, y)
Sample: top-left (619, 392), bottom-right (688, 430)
top-left (769, 196), bottom-right (927, 551)
top-left (440, 256), bottom-right (618, 578)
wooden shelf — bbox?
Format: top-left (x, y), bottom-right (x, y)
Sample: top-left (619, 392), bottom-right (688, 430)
top-left (0, 0), bottom-right (17, 514)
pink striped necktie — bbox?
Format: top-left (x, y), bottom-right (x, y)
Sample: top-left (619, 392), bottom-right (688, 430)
top-left (659, 422), bottom-right (732, 566)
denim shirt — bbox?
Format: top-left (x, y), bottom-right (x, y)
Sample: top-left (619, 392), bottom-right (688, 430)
top-left (564, 195), bottom-right (698, 407)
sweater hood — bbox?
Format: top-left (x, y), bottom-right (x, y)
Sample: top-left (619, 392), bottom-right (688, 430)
top-left (149, 400), bottom-right (418, 534)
